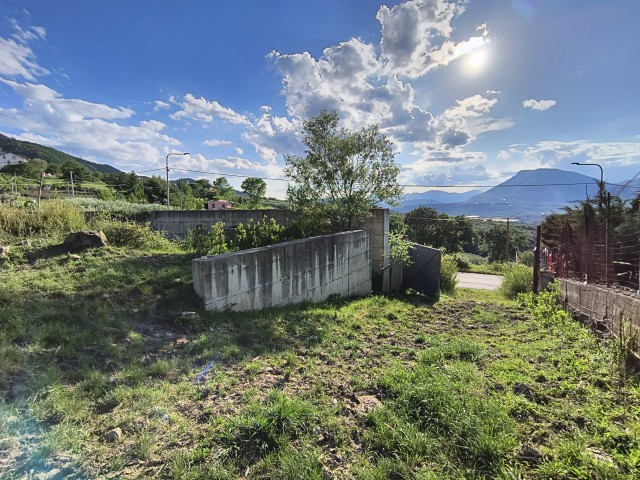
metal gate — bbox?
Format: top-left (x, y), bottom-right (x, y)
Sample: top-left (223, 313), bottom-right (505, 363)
top-left (402, 244), bottom-right (441, 299)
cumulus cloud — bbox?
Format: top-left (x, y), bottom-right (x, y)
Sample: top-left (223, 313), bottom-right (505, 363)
top-left (522, 98), bottom-right (557, 111)
top-left (171, 93), bottom-right (250, 125)
top-left (0, 79), bottom-right (180, 170)
top-left (153, 100), bottom-right (170, 111)
top-left (498, 140), bottom-right (640, 168)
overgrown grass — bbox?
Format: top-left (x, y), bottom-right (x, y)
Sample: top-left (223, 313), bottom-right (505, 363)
top-left (0, 200), bottom-right (85, 242)
top-left (1, 234), bottom-right (639, 478)
top-left (440, 252), bottom-right (458, 293)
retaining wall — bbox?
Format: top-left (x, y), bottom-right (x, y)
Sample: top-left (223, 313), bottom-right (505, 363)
top-left (560, 279), bottom-right (640, 359)
top-left (192, 230), bottom-right (371, 311)
top-left (147, 209), bottom-right (300, 238)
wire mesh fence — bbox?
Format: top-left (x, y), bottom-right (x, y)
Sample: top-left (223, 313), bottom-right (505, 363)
top-left (541, 187), bottom-right (640, 293)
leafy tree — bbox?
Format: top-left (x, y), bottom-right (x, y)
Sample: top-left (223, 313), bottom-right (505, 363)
top-left (241, 177), bottom-right (267, 207)
top-left (60, 161), bottom-right (90, 187)
top-left (404, 206), bottom-right (477, 253)
top-left (1, 159), bottom-right (47, 179)
top-left (284, 109), bottom-right (402, 229)
top-left (211, 177), bottom-right (236, 200)
top-left (481, 224), bottom-right (530, 262)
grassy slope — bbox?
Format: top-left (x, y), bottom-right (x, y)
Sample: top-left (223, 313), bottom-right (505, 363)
top-left (0, 242), bottom-right (639, 479)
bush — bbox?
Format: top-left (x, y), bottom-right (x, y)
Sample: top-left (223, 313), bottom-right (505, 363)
top-left (517, 250), bottom-right (534, 266)
top-left (183, 223), bottom-right (228, 256)
top-left (233, 217), bottom-right (286, 250)
top-left (499, 264), bottom-right (532, 299)
top-left (0, 200), bottom-right (85, 240)
top-left (97, 219), bottom-right (174, 250)
top-left (440, 253), bottom-right (458, 294)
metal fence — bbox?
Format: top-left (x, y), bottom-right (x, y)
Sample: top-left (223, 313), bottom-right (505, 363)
top-left (541, 189), bottom-right (640, 293)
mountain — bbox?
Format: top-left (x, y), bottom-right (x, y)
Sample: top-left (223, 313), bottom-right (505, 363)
top-left (395, 168), bottom-right (605, 223)
top-left (401, 189), bottom-right (482, 205)
top-left (0, 134), bottom-right (122, 174)
top-left (466, 168), bottom-right (599, 205)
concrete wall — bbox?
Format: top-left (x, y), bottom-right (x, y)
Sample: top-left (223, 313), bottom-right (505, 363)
top-left (560, 279), bottom-right (640, 359)
top-left (403, 244), bottom-right (441, 299)
top-left (148, 209), bottom-right (300, 238)
top-left (193, 230), bottom-right (371, 311)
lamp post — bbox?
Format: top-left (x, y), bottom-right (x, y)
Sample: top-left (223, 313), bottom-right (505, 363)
top-left (571, 161), bottom-right (604, 202)
top-left (166, 152), bottom-right (190, 210)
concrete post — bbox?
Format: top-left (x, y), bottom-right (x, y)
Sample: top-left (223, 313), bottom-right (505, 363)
top-left (365, 208), bottom-right (390, 293)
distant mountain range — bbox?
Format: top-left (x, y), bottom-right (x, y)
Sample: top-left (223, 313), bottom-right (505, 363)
top-left (0, 133), bottom-right (122, 174)
top-left (396, 168), bottom-right (608, 223)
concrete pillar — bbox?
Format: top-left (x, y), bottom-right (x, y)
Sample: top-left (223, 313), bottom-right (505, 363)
top-left (365, 208), bottom-right (390, 293)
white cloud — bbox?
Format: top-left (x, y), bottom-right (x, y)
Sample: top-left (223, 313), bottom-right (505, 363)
top-left (376, 0), bottom-right (489, 78)
top-left (522, 98), bottom-right (557, 111)
top-left (0, 79), bottom-right (180, 170)
top-left (153, 100), bottom-right (170, 111)
top-left (497, 140), bottom-right (640, 170)
top-left (203, 139), bottom-right (233, 147)
top-left (171, 93), bottom-right (250, 126)
top-left (235, 147), bottom-right (243, 155)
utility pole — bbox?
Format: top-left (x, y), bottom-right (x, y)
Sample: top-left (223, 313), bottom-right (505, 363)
top-left (70, 171), bottom-right (75, 197)
top-left (505, 217), bottom-right (510, 262)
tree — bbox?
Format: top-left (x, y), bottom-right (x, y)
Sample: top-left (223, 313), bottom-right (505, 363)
top-left (241, 177), bottom-right (266, 207)
top-left (60, 161), bottom-right (89, 187)
top-left (481, 224), bottom-right (530, 262)
top-left (404, 206), bottom-right (478, 253)
top-left (1, 159), bottom-right (47, 179)
top-left (211, 177), bottom-right (236, 200)
top-left (284, 109), bottom-right (402, 229)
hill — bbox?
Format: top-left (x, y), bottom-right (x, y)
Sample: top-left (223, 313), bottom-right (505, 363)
top-left (0, 133), bottom-right (122, 174)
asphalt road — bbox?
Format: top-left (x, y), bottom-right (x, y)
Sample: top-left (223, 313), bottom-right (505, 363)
top-left (457, 272), bottom-right (504, 290)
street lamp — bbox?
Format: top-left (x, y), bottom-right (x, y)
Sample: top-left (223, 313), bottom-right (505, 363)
top-left (166, 152), bottom-right (190, 210)
top-left (571, 162), bottom-right (605, 205)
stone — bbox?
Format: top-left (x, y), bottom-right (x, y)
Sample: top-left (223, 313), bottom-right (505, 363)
top-left (0, 245), bottom-right (9, 257)
top-left (179, 311), bottom-right (200, 322)
top-left (105, 427), bottom-right (122, 442)
top-left (63, 231), bottom-right (108, 250)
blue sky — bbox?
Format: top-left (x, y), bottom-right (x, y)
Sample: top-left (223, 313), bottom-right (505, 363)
top-left (1, 0), bottom-right (639, 197)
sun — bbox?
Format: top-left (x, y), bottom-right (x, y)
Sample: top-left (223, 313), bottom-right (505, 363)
top-left (465, 49), bottom-right (489, 73)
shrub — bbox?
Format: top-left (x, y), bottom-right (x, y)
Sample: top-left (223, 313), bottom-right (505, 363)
top-left (233, 217), bottom-right (286, 250)
top-left (499, 264), bottom-right (532, 299)
top-left (440, 253), bottom-right (458, 294)
top-left (97, 219), bottom-right (174, 250)
top-left (183, 223), bottom-right (228, 256)
top-left (517, 250), bottom-right (534, 266)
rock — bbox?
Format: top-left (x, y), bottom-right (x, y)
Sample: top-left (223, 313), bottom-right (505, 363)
top-left (0, 245), bottom-right (9, 257)
top-left (63, 231), bottom-right (108, 250)
top-left (179, 311), bottom-right (200, 322)
top-left (105, 427), bottom-right (122, 442)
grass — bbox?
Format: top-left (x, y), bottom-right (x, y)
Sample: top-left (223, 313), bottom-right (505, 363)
top-left (1, 229), bottom-right (639, 478)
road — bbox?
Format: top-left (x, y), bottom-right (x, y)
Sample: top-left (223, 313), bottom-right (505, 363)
top-left (457, 272), bottom-right (503, 290)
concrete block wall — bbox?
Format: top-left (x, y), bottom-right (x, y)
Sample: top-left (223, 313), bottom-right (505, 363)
top-left (560, 279), bottom-right (640, 359)
top-left (193, 230), bottom-right (371, 311)
top-left (148, 209), bottom-right (299, 238)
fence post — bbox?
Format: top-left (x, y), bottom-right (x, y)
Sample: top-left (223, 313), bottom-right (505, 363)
top-left (533, 225), bottom-right (541, 294)
top-left (605, 192), bottom-right (611, 286)
top-left (584, 203), bottom-right (589, 282)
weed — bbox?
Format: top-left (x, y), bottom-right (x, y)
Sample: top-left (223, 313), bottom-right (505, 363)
top-left (440, 253), bottom-right (458, 293)
top-left (500, 263), bottom-right (533, 299)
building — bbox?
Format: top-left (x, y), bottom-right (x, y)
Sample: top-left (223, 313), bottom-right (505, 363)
top-left (207, 199), bottom-right (233, 210)
top-left (0, 152), bottom-right (28, 169)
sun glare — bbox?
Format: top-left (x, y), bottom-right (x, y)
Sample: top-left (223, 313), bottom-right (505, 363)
top-left (465, 49), bottom-right (489, 73)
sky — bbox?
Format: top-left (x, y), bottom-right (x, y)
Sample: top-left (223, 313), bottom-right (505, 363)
top-left (0, 0), bottom-right (639, 198)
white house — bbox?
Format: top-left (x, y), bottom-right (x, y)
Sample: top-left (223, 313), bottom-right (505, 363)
top-left (0, 152), bottom-right (28, 169)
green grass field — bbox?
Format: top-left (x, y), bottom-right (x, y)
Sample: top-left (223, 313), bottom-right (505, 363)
top-left (1, 220), bottom-right (639, 478)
